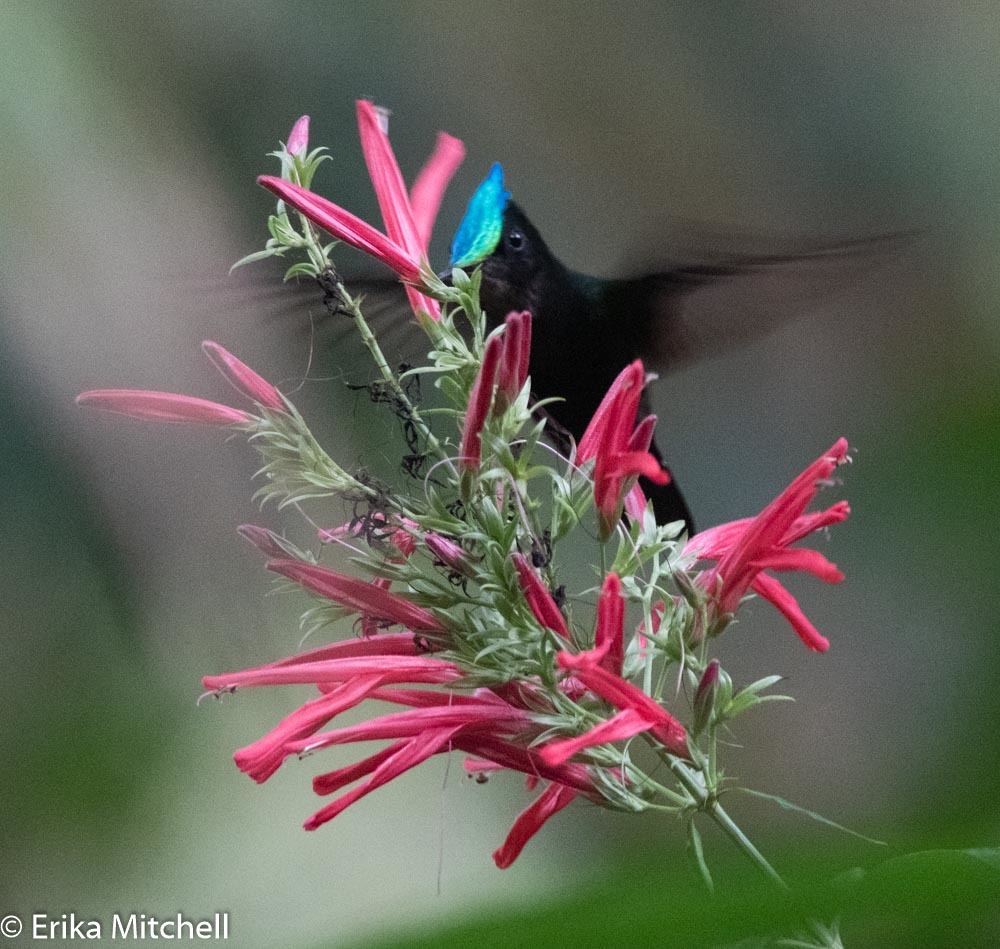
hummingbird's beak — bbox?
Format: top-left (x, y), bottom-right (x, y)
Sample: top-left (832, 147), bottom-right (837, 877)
top-left (436, 268), bottom-right (454, 286)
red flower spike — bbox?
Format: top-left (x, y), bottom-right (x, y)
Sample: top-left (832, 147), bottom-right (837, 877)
top-left (512, 553), bottom-right (571, 641)
top-left (233, 675), bottom-right (385, 783)
top-left (493, 783), bottom-right (578, 869)
top-left (267, 559), bottom-right (444, 632)
top-left (202, 654), bottom-right (460, 692)
top-left (284, 702), bottom-right (532, 758)
top-left (356, 100), bottom-right (441, 320)
top-left (262, 102), bottom-right (463, 320)
top-left (460, 333), bottom-right (503, 471)
top-left (304, 725), bottom-right (465, 831)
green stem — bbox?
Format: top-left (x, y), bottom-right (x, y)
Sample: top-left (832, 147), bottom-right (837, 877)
top-left (669, 758), bottom-right (787, 890)
top-left (339, 288), bottom-right (456, 478)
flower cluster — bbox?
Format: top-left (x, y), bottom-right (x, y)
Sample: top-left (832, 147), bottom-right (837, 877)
top-left (79, 104), bottom-right (853, 877)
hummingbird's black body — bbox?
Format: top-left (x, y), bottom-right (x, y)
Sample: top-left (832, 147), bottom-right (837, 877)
top-left (474, 201), bottom-right (698, 529)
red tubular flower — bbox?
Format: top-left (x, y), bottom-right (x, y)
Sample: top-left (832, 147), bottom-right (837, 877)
top-left (259, 176), bottom-right (424, 282)
top-left (685, 440), bottom-right (851, 651)
top-left (424, 533), bottom-right (470, 574)
top-left (495, 310), bottom-right (532, 411)
top-left (266, 559), bottom-right (445, 632)
top-left (233, 675), bottom-right (386, 783)
top-left (304, 725), bottom-right (466, 830)
top-left (512, 553), bottom-right (571, 641)
top-left (202, 654), bottom-right (460, 691)
top-left (593, 573), bottom-right (624, 675)
top-left (539, 708), bottom-right (656, 767)
top-left (577, 360), bottom-right (670, 538)
top-left (556, 650), bottom-right (689, 757)
top-left (201, 340), bottom-right (285, 411)
top-left (460, 333), bottom-right (503, 471)
top-left (78, 343), bottom-right (286, 427)
top-left (75, 390), bottom-right (251, 426)
top-left (492, 782), bottom-right (577, 869)
top-left (259, 101), bottom-right (465, 320)
top-left (410, 132), bottom-right (466, 249)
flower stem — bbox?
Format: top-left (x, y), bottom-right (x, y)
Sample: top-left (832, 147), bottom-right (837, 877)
top-left (668, 758), bottom-right (788, 890)
top-left (337, 285), bottom-right (456, 477)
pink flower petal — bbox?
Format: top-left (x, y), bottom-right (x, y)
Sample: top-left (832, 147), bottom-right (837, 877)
top-left (201, 341), bottom-right (284, 410)
top-left (76, 390), bottom-right (251, 426)
top-left (493, 782), bottom-right (577, 868)
top-left (751, 573), bottom-right (831, 652)
top-left (410, 131), bottom-right (466, 248)
top-left (287, 114), bottom-right (310, 156)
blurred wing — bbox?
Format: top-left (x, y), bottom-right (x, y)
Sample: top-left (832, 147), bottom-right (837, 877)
top-left (202, 266), bottom-right (429, 376)
top-left (625, 231), bottom-right (918, 371)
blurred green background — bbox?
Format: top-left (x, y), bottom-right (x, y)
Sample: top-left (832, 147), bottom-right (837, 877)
top-left (2, 2), bottom-right (999, 946)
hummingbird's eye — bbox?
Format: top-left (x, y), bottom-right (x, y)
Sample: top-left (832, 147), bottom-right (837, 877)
top-left (506, 230), bottom-right (525, 251)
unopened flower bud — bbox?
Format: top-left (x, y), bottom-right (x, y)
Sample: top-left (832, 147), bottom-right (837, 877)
top-left (693, 660), bottom-right (720, 735)
top-left (287, 115), bottom-right (310, 156)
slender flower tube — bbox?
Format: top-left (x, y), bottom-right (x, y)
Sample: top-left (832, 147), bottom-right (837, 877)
top-left (75, 390), bottom-right (251, 426)
top-left (593, 572), bottom-right (625, 676)
top-left (409, 132), bottom-right (466, 249)
top-left (267, 559), bottom-right (445, 633)
top-left (512, 553), bottom-right (571, 641)
top-left (201, 341), bottom-right (285, 410)
top-left (495, 310), bottom-right (532, 411)
top-left (259, 176), bottom-right (424, 283)
top-left (492, 783), bottom-right (578, 869)
top-left (685, 439), bottom-right (850, 651)
top-left (539, 708), bottom-right (658, 767)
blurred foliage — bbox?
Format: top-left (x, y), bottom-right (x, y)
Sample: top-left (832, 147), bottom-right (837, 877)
top-left (0, 317), bottom-right (174, 845)
top-left (361, 845), bottom-right (1000, 949)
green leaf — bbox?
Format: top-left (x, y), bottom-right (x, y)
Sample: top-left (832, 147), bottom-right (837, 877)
top-left (736, 788), bottom-right (886, 845)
